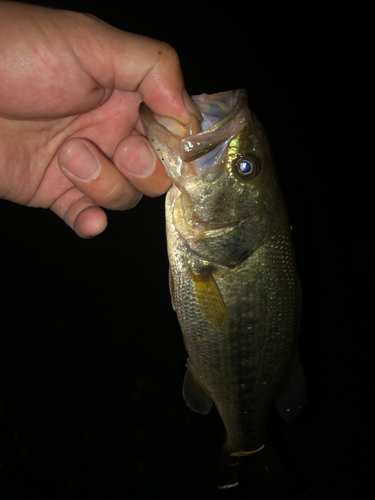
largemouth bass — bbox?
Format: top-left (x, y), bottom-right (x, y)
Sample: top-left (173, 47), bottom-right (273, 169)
top-left (139, 89), bottom-right (306, 489)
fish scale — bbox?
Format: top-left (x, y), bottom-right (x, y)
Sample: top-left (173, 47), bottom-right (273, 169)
top-left (140, 89), bottom-right (306, 489)
top-left (169, 213), bottom-right (299, 452)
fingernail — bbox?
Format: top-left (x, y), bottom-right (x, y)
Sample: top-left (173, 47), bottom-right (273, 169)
top-left (62, 143), bottom-right (99, 180)
top-left (120, 141), bottom-right (155, 176)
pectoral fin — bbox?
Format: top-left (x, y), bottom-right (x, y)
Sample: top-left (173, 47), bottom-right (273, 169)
top-left (182, 360), bottom-right (213, 415)
top-left (190, 267), bottom-right (229, 333)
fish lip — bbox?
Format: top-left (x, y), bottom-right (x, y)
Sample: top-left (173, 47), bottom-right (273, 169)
top-left (186, 215), bottom-right (244, 243)
top-left (139, 89), bottom-right (247, 136)
top-left (139, 89), bottom-right (249, 164)
top-left (181, 89), bottom-right (248, 162)
top-left (138, 101), bottom-right (183, 185)
top-left (138, 101), bottom-right (163, 137)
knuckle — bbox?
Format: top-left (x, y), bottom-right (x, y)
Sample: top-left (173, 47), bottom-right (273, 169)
top-left (162, 42), bottom-right (180, 67)
top-left (153, 40), bottom-right (181, 74)
top-left (100, 178), bottom-right (142, 210)
top-left (159, 41), bottom-right (179, 61)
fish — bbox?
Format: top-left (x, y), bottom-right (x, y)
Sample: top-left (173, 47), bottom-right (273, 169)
top-left (139, 89), bottom-right (307, 490)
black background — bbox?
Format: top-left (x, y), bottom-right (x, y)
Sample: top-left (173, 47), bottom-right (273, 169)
top-left (0, 1), bottom-right (372, 499)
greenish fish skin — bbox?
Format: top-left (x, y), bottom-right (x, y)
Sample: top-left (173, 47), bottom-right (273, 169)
top-left (139, 89), bottom-right (306, 488)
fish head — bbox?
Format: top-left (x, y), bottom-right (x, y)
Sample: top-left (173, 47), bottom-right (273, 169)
top-left (140, 89), bottom-right (283, 265)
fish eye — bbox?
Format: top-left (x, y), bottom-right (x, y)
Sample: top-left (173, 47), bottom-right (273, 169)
top-left (235, 156), bottom-right (259, 179)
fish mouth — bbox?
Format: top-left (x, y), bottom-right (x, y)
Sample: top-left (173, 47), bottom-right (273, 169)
top-left (139, 89), bottom-right (249, 184)
top-left (139, 90), bottom-right (250, 241)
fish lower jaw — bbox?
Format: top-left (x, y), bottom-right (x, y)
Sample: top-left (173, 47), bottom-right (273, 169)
top-left (173, 207), bottom-right (240, 243)
top-left (173, 209), bottom-right (220, 243)
top-left (172, 190), bottom-right (240, 243)
top-left (174, 220), bottom-right (238, 244)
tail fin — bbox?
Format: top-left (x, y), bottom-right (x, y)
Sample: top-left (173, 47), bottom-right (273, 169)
top-left (217, 442), bottom-right (297, 492)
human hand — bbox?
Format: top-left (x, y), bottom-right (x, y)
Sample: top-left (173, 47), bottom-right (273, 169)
top-left (0, 2), bottom-right (194, 237)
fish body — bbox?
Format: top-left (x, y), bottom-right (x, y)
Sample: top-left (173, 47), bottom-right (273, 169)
top-left (140, 90), bottom-right (306, 488)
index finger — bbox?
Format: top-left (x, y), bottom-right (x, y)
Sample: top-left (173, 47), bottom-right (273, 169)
top-left (64, 12), bottom-right (192, 124)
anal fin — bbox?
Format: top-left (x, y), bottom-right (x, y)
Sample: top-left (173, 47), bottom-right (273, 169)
top-left (182, 360), bottom-right (213, 415)
top-left (275, 350), bottom-right (307, 421)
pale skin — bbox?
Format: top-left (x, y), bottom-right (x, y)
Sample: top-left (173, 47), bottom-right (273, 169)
top-left (0, 1), bottom-right (194, 237)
